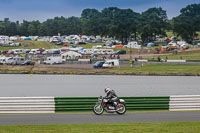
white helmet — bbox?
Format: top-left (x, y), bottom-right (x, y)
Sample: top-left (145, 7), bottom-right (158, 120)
top-left (104, 87), bottom-right (111, 94)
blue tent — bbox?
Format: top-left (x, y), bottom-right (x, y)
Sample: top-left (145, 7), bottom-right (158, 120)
top-left (24, 37), bottom-right (32, 40)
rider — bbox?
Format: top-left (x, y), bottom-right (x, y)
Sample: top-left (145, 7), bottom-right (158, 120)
top-left (104, 87), bottom-right (119, 110)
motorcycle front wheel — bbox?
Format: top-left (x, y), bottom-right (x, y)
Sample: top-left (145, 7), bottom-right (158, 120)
top-left (116, 103), bottom-right (126, 115)
top-left (93, 104), bottom-right (104, 115)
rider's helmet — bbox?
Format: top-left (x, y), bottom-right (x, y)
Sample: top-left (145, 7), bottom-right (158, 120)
top-left (104, 87), bottom-right (111, 94)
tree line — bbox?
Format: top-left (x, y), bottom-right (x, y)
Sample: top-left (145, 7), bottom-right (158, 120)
top-left (0, 3), bottom-right (199, 43)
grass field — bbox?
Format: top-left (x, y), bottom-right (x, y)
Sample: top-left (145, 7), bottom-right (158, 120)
top-left (0, 64), bottom-right (200, 76)
top-left (145, 49), bottom-right (200, 60)
top-left (110, 64), bottom-right (200, 76)
top-left (0, 46), bottom-right (23, 51)
top-left (0, 40), bottom-right (61, 51)
top-left (0, 122), bottom-right (199, 133)
top-left (15, 40), bottom-right (62, 49)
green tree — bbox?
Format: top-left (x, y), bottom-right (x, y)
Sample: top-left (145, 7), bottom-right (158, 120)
top-left (65, 16), bottom-right (83, 35)
top-left (173, 4), bottom-right (200, 43)
top-left (19, 20), bottom-right (30, 36)
top-left (139, 7), bottom-right (168, 42)
top-left (27, 20), bottom-right (41, 35)
top-left (81, 8), bottom-right (101, 36)
top-left (101, 7), bottom-right (140, 44)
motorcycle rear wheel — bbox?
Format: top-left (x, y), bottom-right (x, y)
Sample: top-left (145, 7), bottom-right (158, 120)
top-left (116, 103), bottom-right (126, 115)
top-left (93, 104), bottom-right (104, 115)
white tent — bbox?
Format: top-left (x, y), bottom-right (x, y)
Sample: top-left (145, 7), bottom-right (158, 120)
top-left (61, 51), bottom-right (82, 60)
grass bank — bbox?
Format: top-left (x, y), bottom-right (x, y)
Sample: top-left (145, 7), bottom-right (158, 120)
top-left (145, 48), bottom-right (200, 60)
top-left (109, 64), bottom-right (200, 76)
top-left (0, 122), bottom-right (200, 133)
top-left (0, 40), bottom-right (61, 51)
top-left (0, 64), bottom-right (200, 76)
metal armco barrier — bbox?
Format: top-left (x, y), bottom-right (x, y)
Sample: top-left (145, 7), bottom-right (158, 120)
top-left (169, 95), bottom-right (200, 111)
top-left (55, 96), bottom-right (170, 112)
top-left (1, 95), bottom-right (199, 113)
top-left (0, 97), bottom-right (55, 113)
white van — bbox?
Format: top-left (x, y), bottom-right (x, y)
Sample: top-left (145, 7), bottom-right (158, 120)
top-left (44, 56), bottom-right (63, 65)
top-left (102, 60), bottom-right (120, 68)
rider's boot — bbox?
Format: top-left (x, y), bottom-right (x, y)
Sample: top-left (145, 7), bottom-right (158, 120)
top-left (114, 102), bottom-right (118, 110)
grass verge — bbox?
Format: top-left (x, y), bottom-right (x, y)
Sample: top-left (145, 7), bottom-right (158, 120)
top-left (0, 122), bottom-right (200, 133)
top-left (1, 64), bottom-right (200, 76)
top-left (109, 64), bottom-right (200, 76)
top-left (145, 48), bottom-right (200, 60)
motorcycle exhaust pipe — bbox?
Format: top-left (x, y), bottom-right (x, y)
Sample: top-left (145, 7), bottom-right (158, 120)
top-left (107, 110), bottom-right (116, 113)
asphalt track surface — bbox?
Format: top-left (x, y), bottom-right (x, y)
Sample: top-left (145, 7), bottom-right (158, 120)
top-left (1, 74), bottom-right (200, 97)
top-left (0, 112), bottom-right (200, 125)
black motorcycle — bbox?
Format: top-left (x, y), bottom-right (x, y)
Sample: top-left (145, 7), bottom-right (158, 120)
top-left (93, 96), bottom-right (126, 115)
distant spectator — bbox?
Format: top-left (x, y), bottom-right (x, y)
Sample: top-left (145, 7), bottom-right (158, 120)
top-left (117, 54), bottom-right (120, 59)
top-left (110, 54), bottom-right (112, 59)
top-left (135, 57), bottom-right (138, 61)
top-left (165, 56), bottom-right (168, 62)
top-left (174, 49), bottom-right (178, 55)
top-left (175, 49), bottom-right (178, 55)
top-left (158, 56), bottom-right (161, 62)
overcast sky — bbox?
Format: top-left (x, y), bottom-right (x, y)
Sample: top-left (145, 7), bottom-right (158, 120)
top-left (0, 0), bottom-right (199, 22)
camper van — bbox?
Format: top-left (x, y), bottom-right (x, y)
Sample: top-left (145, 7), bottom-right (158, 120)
top-left (43, 49), bottom-right (60, 55)
top-left (6, 57), bottom-right (26, 65)
top-left (94, 49), bottom-right (114, 55)
top-left (124, 41), bottom-right (141, 49)
top-left (102, 60), bottom-right (120, 68)
top-left (12, 49), bottom-right (26, 54)
top-left (44, 56), bottom-right (63, 65)
top-left (29, 49), bottom-right (39, 54)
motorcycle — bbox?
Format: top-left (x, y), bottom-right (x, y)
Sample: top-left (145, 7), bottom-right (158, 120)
top-left (93, 96), bottom-right (126, 115)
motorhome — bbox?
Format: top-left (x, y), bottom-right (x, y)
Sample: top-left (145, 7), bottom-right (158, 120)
top-left (0, 57), bottom-right (6, 64)
top-left (93, 49), bottom-right (114, 55)
top-left (0, 36), bottom-right (10, 43)
top-left (6, 57), bottom-right (26, 65)
top-left (11, 49), bottom-right (26, 54)
top-left (29, 49), bottom-right (39, 54)
top-left (44, 56), bottom-right (63, 65)
top-left (124, 41), bottom-right (141, 49)
top-left (4, 57), bottom-right (13, 65)
top-left (102, 59), bottom-right (120, 68)
top-left (80, 49), bottom-right (94, 54)
top-left (50, 36), bottom-right (60, 42)
top-left (43, 49), bottom-right (60, 54)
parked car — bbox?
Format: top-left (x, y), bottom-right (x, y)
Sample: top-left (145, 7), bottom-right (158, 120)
top-left (93, 61), bottom-right (105, 69)
top-left (22, 60), bottom-right (35, 65)
top-left (115, 50), bottom-right (126, 55)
